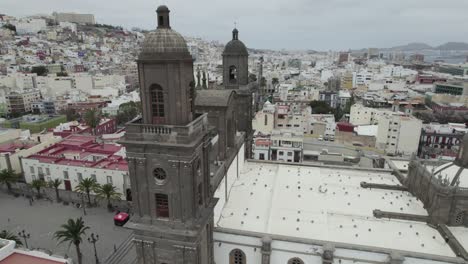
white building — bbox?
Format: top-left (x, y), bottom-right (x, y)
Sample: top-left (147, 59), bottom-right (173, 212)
top-left (353, 71), bottom-right (373, 87)
top-left (252, 101), bottom-right (276, 135)
top-left (349, 104), bottom-right (393, 126)
top-left (375, 114), bottom-right (423, 155)
top-left (213, 161), bottom-right (461, 264)
top-left (14, 18), bottom-right (47, 35)
top-left (270, 130), bottom-right (303, 163)
top-left (22, 135), bottom-right (130, 200)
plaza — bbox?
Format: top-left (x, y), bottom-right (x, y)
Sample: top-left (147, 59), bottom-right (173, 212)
top-left (0, 191), bottom-right (132, 263)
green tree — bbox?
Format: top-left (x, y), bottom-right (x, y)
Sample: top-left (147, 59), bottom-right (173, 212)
top-left (83, 109), bottom-right (101, 135)
top-left (249, 73), bottom-right (257, 83)
top-left (272, 77), bottom-right (279, 86)
top-left (309, 100), bottom-right (333, 114)
top-left (0, 230), bottom-right (23, 246)
top-left (54, 218), bottom-right (89, 264)
top-left (31, 66), bottom-right (48, 76)
top-left (75, 178), bottom-right (98, 205)
top-left (2, 24), bottom-right (16, 32)
top-left (95, 183), bottom-right (121, 210)
top-left (48, 179), bottom-right (63, 202)
top-left (30, 179), bottom-right (46, 198)
top-left (116, 101), bottom-right (141, 125)
top-left (0, 169), bottom-right (17, 193)
top-left (62, 108), bottom-right (79, 121)
top-left (56, 71), bottom-right (68, 77)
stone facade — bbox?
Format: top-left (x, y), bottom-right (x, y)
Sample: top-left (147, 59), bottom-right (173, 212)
top-left (120, 6), bottom-right (216, 263)
top-left (406, 135), bottom-right (468, 227)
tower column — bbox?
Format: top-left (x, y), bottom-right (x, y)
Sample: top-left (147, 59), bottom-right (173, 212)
top-left (136, 157), bottom-right (150, 222)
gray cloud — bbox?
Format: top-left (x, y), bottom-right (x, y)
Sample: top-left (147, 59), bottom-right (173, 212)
top-left (2, 0), bottom-right (468, 50)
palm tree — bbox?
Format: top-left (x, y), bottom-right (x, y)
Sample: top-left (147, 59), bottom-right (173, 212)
top-left (75, 178), bottom-right (98, 205)
top-left (83, 109), bottom-right (100, 135)
top-left (30, 179), bottom-right (46, 198)
top-left (54, 218), bottom-right (89, 264)
top-left (0, 169), bottom-right (17, 193)
top-left (0, 230), bottom-right (23, 246)
top-left (48, 179), bottom-right (63, 202)
top-left (95, 183), bottom-right (121, 211)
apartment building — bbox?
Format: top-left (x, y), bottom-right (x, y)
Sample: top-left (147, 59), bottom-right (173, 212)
top-left (6, 89), bottom-right (41, 115)
top-left (375, 114), bottom-right (422, 155)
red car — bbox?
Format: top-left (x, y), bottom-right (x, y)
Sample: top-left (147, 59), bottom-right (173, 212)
top-left (114, 212), bottom-right (130, 226)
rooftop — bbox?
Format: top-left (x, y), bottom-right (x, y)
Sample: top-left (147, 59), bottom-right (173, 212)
top-left (0, 141), bottom-right (35, 154)
top-left (26, 134), bottom-right (127, 171)
top-left (216, 161), bottom-right (455, 257)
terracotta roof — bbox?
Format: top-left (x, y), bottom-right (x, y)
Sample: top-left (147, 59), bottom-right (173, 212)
top-left (0, 252), bottom-right (65, 264)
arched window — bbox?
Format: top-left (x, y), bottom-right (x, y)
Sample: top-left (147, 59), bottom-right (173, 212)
top-left (288, 257), bottom-right (304, 264)
top-left (150, 84), bottom-right (165, 120)
top-left (229, 249), bottom-right (246, 264)
top-left (155, 193), bottom-right (169, 218)
top-left (264, 114), bottom-right (268, 126)
top-left (229, 66), bottom-right (237, 83)
top-left (455, 210), bottom-right (465, 225)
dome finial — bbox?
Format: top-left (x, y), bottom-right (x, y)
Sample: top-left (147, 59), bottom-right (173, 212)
top-left (156, 5), bottom-right (171, 29)
top-left (232, 27), bottom-right (239, 40)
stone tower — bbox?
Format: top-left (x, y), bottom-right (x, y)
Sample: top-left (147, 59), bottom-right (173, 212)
top-left (222, 28), bottom-right (249, 89)
top-left (120, 5), bottom-right (216, 264)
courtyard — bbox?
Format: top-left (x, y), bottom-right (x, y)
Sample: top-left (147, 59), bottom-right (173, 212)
top-left (0, 191), bottom-right (132, 263)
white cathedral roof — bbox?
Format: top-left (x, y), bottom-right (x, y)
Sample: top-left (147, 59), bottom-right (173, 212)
top-left (215, 161), bottom-right (456, 258)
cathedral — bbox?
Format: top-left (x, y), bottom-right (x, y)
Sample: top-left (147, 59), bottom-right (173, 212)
top-left (114, 5), bottom-right (468, 264)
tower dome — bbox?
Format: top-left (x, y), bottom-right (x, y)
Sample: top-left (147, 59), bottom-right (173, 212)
top-left (139, 5), bottom-right (191, 60)
top-left (223, 28), bottom-right (248, 56)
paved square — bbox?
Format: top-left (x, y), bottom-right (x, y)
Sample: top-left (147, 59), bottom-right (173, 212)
top-left (0, 192), bottom-right (132, 263)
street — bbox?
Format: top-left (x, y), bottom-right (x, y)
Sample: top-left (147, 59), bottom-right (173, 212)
top-left (0, 191), bottom-right (132, 263)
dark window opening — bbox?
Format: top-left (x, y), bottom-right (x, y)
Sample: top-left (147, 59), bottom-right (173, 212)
top-left (198, 183), bottom-right (203, 205)
top-left (150, 84), bottom-right (165, 118)
top-left (155, 193), bottom-right (169, 218)
top-left (158, 16), bottom-right (164, 26)
top-left (229, 66), bottom-right (237, 84)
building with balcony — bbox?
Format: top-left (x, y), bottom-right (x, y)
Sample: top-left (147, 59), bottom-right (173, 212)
top-left (270, 130), bottom-right (303, 163)
top-left (22, 135), bottom-right (130, 200)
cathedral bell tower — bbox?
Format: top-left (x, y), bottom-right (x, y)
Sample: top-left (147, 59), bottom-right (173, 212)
top-left (120, 5), bottom-right (216, 264)
top-left (222, 28), bottom-right (249, 89)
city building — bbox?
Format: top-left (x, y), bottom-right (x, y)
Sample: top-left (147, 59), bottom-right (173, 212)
top-left (434, 81), bottom-right (468, 96)
top-left (418, 123), bottom-right (466, 159)
top-left (0, 238), bottom-right (70, 263)
top-left (52, 118), bottom-right (117, 138)
top-left (5, 90), bottom-right (41, 115)
top-left (22, 135), bottom-right (130, 200)
top-left (252, 101), bottom-right (276, 135)
top-left (0, 132), bottom-right (62, 173)
top-left (14, 18), bottom-right (47, 35)
top-left (436, 63), bottom-right (468, 76)
top-left (375, 114), bottom-right (423, 155)
top-left (269, 130), bottom-right (303, 163)
top-left (53, 12), bottom-right (96, 24)
top-left (105, 5), bottom-right (468, 264)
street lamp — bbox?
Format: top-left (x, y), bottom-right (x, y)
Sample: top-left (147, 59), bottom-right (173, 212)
top-left (88, 233), bottom-right (100, 264)
top-left (79, 193), bottom-right (87, 216)
top-left (18, 230), bottom-right (30, 249)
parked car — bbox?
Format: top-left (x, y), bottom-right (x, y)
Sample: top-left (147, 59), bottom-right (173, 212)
top-left (114, 212), bottom-right (130, 226)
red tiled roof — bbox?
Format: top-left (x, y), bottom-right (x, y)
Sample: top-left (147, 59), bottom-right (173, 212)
top-left (26, 135), bottom-right (127, 171)
top-left (0, 252), bottom-right (65, 264)
top-left (0, 142), bottom-right (35, 154)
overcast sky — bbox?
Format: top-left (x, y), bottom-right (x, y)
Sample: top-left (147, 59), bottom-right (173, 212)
top-left (3, 0), bottom-right (468, 51)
